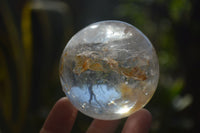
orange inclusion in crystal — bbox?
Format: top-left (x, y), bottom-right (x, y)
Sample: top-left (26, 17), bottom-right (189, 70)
top-left (120, 67), bottom-right (147, 81)
top-left (60, 52), bottom-right (68, 75)
top-left (74, 54), bottom-right (147, 81)
top-left (74, 55), bottom-right (104, 74)
top-left (89, 62), bottom-right (104, 71)
top-left (107, 58), bottom-right (119, 70)
top-left (82, 58), bottom-right (90, 71)
top-left (119, 83), bottom-right (133, 98)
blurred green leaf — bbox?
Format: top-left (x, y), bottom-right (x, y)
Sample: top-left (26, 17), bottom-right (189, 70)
top-left (170, 78), bottom-right (184, 99)
top-left (169, 0), bottom-right (191, 21)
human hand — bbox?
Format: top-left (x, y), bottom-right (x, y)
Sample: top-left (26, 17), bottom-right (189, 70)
top-left (40, 97), bottom-right (152, 133)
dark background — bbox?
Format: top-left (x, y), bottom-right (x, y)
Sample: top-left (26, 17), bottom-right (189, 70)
top-left (0, 0), bottom-right (200, 132)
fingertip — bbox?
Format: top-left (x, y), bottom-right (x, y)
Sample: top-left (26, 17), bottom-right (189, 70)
top-left (137, 108), bottom-right (152, 124)
top-left (87, 119), bottom-right (120, 133)
top-left (122, 108), bottom-right (152, 133)
top-left (41, 97), bottom-right (77, 133)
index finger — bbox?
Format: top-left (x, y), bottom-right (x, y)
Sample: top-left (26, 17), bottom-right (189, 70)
top-left (122, 109), bottom-right (152, 133)
top-left (40, 97), bottom-right (77, 133)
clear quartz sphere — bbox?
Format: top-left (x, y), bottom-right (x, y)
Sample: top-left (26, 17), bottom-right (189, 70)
top-left (59, 20), bottom-right (159, 120)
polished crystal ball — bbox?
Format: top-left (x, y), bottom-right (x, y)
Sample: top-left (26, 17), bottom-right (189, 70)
top-left (59, 20), bottom-right (159, 120)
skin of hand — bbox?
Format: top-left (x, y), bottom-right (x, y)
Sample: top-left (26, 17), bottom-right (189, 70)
top-left (40, 97), bottom-right (152, 133)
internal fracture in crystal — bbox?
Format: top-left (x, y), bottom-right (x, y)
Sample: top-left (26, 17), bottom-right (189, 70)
top-left (59, 20), bottom-right (159, 120)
